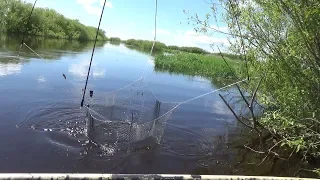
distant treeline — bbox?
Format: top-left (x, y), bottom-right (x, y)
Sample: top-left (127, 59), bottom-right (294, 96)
top-left (108, 37), bottom-right (122, 45)
top-left (123, 39), bottom-right (209, 54)
top-left (0, 0), bottom-right (106, 41)
top-left (167, 45), bottom-right (209, 54)
top-left (122, 39), bottom-right (239, 59)
top-left (124, 39), bottom-right (167, 52)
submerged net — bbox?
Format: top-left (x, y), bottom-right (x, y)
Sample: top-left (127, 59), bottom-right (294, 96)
top-left (84, 78), bottom-right (179, 156)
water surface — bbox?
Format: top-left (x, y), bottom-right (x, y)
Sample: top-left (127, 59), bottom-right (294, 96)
top-left (0, 35), bottom-right (268, 174)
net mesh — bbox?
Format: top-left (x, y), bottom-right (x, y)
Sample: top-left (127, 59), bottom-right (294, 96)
top-left (84, 78), bottom-right (179, 155)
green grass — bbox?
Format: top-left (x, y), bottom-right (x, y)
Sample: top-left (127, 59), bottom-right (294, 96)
top-left (155, 52), bottom-right (244, 87)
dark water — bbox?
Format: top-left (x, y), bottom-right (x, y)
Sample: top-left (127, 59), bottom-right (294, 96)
top-left (0, 35), bottom-right (310, 176)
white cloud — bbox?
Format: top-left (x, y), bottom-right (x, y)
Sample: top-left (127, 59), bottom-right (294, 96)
top-left (99, 0), bottom-right (113, 8)
top-left (155, 29), bottom-right (172, 36)
top-left (23, 0), bottom-right (54, 8)
top-left (76, 0), bottom-right (113, 16)
top-left (184, 30), bottom-right (229, 45)
top-left (0, 63), bottom-right (22, 76)
top-left (156, 29), bottom-right (230, 52)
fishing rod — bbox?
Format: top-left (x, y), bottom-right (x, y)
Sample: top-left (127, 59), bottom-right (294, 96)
top-left (80, 0), bottom-right (107, 107)
top-left (18, 0), bottom-right (38, 56)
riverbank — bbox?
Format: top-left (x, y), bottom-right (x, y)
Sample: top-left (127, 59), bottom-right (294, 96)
top-left (124, 39), bottom-right (167, 52)
top-left (155, 52), bottom-right (244, 87)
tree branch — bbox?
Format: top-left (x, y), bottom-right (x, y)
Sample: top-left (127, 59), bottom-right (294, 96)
top-left (219, 94), bottom-right (254, 129)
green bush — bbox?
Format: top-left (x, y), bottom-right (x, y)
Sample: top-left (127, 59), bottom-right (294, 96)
top-left (109, 37), bottom-right (121, 42)
top-left (167, 45), bottom-right (208, 54)
top-left (200, 0), bottom-right (320, 161)
top-left (0, 0), bottom-right (107, 41)
top-left (124, 39), bottom-right (167, 52)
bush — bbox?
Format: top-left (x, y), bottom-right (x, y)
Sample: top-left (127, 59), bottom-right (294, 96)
top-left (109, 37), bottom-right (121, 42)
top-left (124, 39), bottom-right (167, 52)
top-left (167, 45), bottom-right (208, 54)
top-left (0, 0), bottom-right (107, 41)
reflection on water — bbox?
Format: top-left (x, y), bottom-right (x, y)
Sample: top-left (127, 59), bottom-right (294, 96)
top-left (0, 35), bottom-right (312, 177)
top-left (37, 76), bottom-right (46, 83)
top-left (69, 59), bottom-right (106, 79)
top-left (0, 63), bottom-right (22, 76)
top-left (0, 33), bottom-right (105, 60)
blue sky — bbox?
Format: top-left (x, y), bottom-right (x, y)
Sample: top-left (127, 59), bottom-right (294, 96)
top-left (24, 0), bottom-right (230, 52)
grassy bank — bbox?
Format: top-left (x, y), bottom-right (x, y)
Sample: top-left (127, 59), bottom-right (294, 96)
top-left (155, 52), bottom-right (244, 86)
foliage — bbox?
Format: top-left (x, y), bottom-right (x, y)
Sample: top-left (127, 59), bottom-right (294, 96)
top-left (109, 37), bottom-right (121, 42)
top-left (167, 45), bottom-right (209, 54)
top-left (124, 39), bottom-right (167, 52)
top-left (194, 0), bottom-right (320, 163)
top-left (155, 53), bottom-right (243, 87)
top-left (0, 0), bottom-right (107, 41)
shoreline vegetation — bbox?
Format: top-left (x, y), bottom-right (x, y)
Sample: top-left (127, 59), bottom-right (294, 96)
top-left (0, 0), bottom-right (242, 84)
top-left (192, 0), bottom-right (320, 176)
top-left (0, 0), bottom-right (107, 41)
top-left (2, 0), bottom-right (319, 177)
top-left (1, 1), bottom-right (242, 84)
top-left (155, 53), bottom-right (243, 87)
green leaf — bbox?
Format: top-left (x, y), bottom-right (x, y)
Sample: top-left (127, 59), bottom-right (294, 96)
top-left (296, 144), bottom-right (301, 153)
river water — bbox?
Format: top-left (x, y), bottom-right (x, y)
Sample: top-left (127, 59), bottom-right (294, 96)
top-left (0, 35), bottom-right (309, 176)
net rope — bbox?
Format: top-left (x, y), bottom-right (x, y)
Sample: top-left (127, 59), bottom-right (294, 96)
top-left (78, 0), bottom-right (249, 153)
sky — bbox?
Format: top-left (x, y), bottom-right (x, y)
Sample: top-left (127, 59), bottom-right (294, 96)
top-left (23, 0), bottom-right (230, 52)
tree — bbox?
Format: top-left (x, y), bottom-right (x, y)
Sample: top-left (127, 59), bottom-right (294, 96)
top-left (192, 0), bottom-right (320, 164)
top-left (1, 0), bottom-right (107, 41)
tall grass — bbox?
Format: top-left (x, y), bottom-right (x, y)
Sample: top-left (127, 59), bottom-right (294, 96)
top-left (155, 53), bottom-right (244, 87)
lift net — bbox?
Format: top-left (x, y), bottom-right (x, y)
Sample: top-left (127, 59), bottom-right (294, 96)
top-left (14, 0), bottom-right (250, 159)
top-left (84, 78), bottom-right (179, 155)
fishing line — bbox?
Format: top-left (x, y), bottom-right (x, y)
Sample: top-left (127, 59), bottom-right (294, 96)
top-left (18, 0), bottom-right (38, 56)
top-left (80, 0), bottom-right (107, 107)
top-left (62, 74), bottom-right (80, 91)
top-left (141, 0), bottom-right (158, 79)
top-left (23, 43), bottom-right (44, 59)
